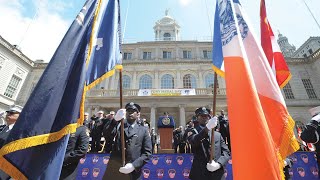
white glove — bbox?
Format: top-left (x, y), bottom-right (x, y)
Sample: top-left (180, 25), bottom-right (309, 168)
top-left (312, 114), bottom-right (320, 122)
top-left (284, 160), bottom-right (288, 166)
top-left (206, 116), bottom-right (218, 130)
top-left (119, 163), bottom-right (135, 174)
top-left (115, 109), bottom-right (126, 121)
top-left (206, 161), bottom-right (221, 172)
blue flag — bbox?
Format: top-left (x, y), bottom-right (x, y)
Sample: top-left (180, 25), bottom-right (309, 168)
top-left (0, 0), bottom-right (121, 179)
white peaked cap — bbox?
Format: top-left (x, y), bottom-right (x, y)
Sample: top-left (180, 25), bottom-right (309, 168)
top-left (309, 106), bottom-right (320, 116)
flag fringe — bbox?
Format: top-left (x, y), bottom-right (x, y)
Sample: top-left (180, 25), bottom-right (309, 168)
top-left (0, 123), bottom-right (77, 156)
top-left (277, 152), bottom-right (285, 180)
top-left (279, 114), bottom-right (300, 159)
top-left (279, 73), bottom-right (292, 89)
top-left (86, 65), bottom-right (123, 91)
top-left (0, 123), bottom-right (78, 179)
top-left (0, 156), bottom-right (27, 180)
top-left (212, 65), bottom-right (225, 78)
top-left (274, 114), bottom-right (299, 180)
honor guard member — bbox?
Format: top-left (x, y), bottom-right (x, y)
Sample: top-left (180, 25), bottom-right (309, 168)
top-left (103, 102), bottom-right (152, 180)
top-left (0, 105), bottom-right (23, 180)
top-left (300, 106), bottom-right (320, 171)
top-left (60, 125), bottom-right (90, 180)
top-left (188, 107), bottom-right (230, 180)
top-left (0, 106), bottom-right (23, 148)
top-left (90, 110), bottom-right (105, 152)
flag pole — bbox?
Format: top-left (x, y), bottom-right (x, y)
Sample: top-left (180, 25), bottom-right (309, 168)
top-left (302, 0), bottom-right (320, 32)
top-left (119, 68), bottom-right (126, 166)
top-left (210, 73), bottom-right (218, 162)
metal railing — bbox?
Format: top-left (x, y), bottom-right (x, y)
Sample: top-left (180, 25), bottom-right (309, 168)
top-left (87, 88), bottom-right (227, 97)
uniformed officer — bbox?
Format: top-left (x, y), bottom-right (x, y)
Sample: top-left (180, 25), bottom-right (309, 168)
top-left (90, 110), bottom-right (105, 152)
top-left (0, 105), bottom-right (23, 180)
top-left (188, 107), bottom-right (230, 180)
top-left (83, 112), bottom-right (90, 128)
top-left (0, 105), bottom-right (23, 148)
top-left (217, 110), bottom-right (231, 151)
top-left (300, 106), bottom-right (320, 171)
top-left (60, 125), bottom-right (90, 180)
top-left (103, 102), bottom-right (152, 180)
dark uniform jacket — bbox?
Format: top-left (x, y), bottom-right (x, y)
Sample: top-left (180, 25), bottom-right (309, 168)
top-left (0, 125), bottom-right (12, 180)
top-left (300, 120), bottom-right (320, 170)
top-left (0, 125), bottom-right (9, 148)
top-left (60, 126), bottom-right (89, 180)
top-left (188, 125), bottom-right (230, 180)
top-left (103, 119), bottom-right (152, 180)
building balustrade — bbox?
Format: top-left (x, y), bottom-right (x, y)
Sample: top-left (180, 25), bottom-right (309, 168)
top-left (87, 88), bottom-right (227, 97)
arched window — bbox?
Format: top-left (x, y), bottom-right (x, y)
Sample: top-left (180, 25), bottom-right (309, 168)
top-left (163, 33), bottom-right (171, 40)
top-left (183, 74), bottom-right (197, 88)
top-left (161, 74), bottom-right (174, 89)
top-left (123, 75), bottom-right (131, 89)
top-left (139, 75), bottom-right (152, 89)
top-left (205, 74), bottom-right (215, 88)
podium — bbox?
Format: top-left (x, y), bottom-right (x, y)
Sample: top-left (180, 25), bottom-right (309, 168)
top-left (157, 116), bottom-right (175, 153)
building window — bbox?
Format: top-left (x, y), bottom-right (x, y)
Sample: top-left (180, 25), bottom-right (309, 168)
top-left (4, 75), bottom-right (22, 98)
top-left (123, 75), bottom-right (131, 89)
top-left (143, 52), bottom-right (152, 60)
top-left (123, 52), bottom-right (132, 60)
top-left (203, 50), bottom-right (212, 59)
top-left (302, 79), bottom-right (318, 99)
top-left (283, 83), bottom-right (295, 99)
top-left (163, 51), bottom-right (172, 59)
top-left (139, 75), bottom-right (152, 89)
top-left (183, 51), bottom-right (192, 59)
top-left (183, 74), bottom-right (197, 88)
top-left (161, 74), bottom-right (174, 89)
top-left (303, 54), bottom-right (307, 58)
top-left (163, 33), bottom-right (171, 40)
top-left (205, 74), bottom-right (214, 88)
top-left (308, 49), bottom-right (313, 55)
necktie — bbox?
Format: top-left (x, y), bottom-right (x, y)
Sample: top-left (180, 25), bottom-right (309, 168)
top-left (128, 125), bottom-right (132, 135)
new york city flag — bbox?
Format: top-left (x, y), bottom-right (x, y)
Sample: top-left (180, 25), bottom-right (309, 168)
top-left (0, 0), bottom-right (121, 179)
top-left (212, 0), bottom-right (299, 179)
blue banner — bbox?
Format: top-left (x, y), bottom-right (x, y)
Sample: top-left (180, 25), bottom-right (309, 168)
top-left (77, 152), bottom-right (318, 179)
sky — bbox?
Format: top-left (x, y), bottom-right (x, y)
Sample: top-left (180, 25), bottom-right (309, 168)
top-left (0, 0), bottom-right (319, 62)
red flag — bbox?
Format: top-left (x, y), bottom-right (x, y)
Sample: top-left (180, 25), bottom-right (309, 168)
top-left (260, 0), bottom-right (291, 88)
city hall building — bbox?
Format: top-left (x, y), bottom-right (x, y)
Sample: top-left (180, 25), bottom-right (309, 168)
top-left (1, 13), bottom-right (320, 129)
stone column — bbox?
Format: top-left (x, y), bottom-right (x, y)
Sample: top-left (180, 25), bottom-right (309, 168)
top-left (176, 70), bottom-right (181, 88)
top-left (155, 70), bottom-right (159, 89)
top-left (133, 71), bottom-right (137, 89)
top-left (150, 105), bottom-right (157, 129)
top-left (179, 104), bottom-right (186, 127)
top-left (198, 71), bottom-right (203, 88)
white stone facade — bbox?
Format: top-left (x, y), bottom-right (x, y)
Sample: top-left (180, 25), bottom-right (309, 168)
top-left (0, 36), bottom-right (33, 124)
top-left (1, 15), bottom-right (320, 129)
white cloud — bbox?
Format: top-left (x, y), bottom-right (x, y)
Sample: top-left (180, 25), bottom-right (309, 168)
top-left (179, 0), bottom-right (192, 7)
top-left (0, 1), bottom-right (72, 62)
